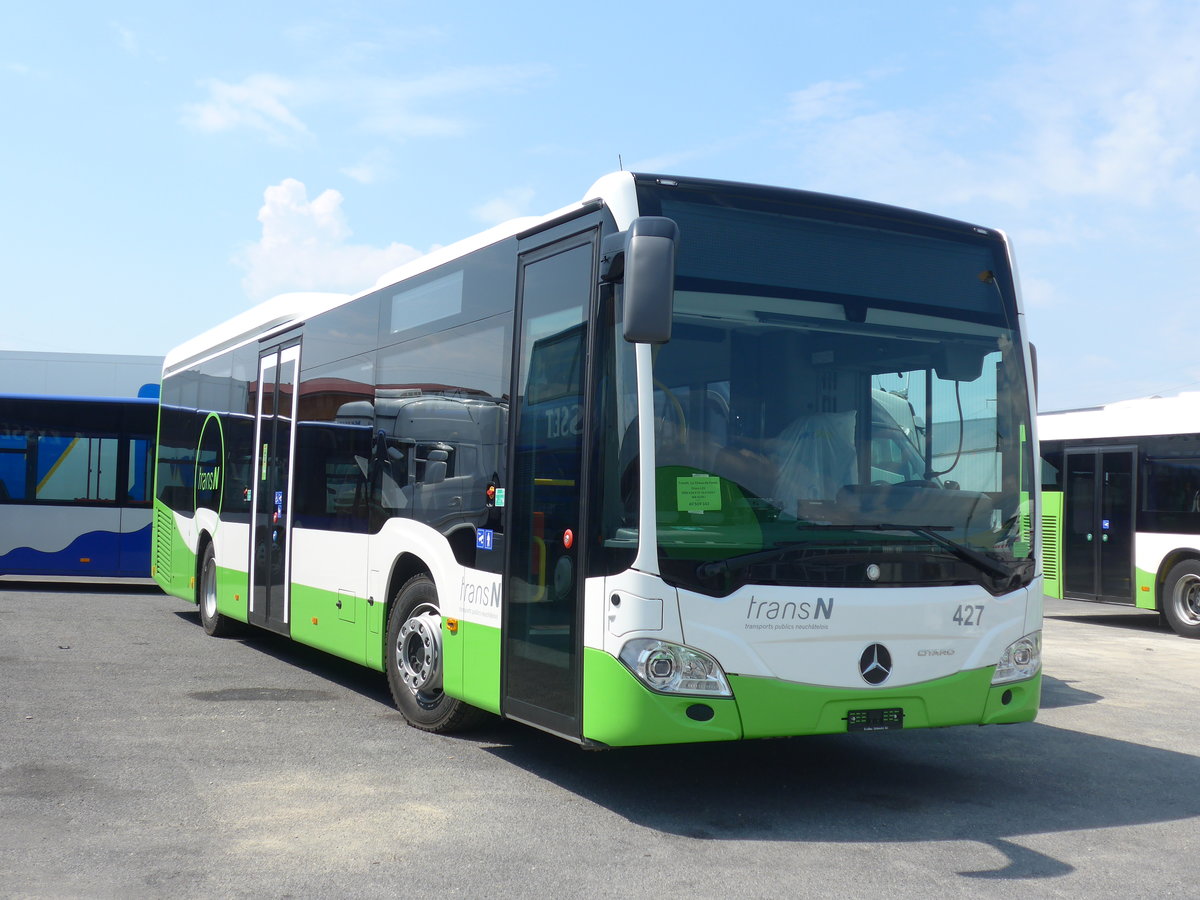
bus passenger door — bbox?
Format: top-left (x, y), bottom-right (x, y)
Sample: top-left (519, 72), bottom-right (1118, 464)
top-left (248, 342), bottom-right (301, 634)
top-left (1062, 447), bottom-right (1135, 604)
top-left (502, 227), bottom-right (598, 740)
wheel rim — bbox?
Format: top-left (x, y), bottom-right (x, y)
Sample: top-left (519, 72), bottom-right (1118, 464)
top-left (397, 602), bottom-right (443, 705)
top-left (1171, 573), bottom-right (1200, 626)
top-left (201, 556), bottom-right (218, 620)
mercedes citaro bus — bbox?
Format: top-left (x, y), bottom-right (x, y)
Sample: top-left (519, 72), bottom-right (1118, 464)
top-left (153, 173), bottom-right (1042, 746)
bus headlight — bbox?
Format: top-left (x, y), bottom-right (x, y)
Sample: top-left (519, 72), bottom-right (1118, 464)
top-left (619, 639), bottom-right (732, 697)
top-left (991, 631), bottom-right (1042, 684)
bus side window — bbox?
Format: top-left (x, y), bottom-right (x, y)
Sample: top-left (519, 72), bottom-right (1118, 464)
top-left (0, 434), bottom-right (27, 501)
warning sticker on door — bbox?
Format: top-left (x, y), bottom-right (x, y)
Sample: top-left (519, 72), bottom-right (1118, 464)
top-left (676, 474), bottom-right (722, 512)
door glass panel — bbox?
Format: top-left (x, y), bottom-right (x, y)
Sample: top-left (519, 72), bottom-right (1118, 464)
top-left (250, 346), bottom-right (300, 628)
top-left (1063, 449), bottom-right (1135, 603)
top-left (1099, 450), bottom-right (1133, 600)
top-left (505, 240), bottom-right (593, 726)
top-left (1063, 451), bottom-right (1097, 598)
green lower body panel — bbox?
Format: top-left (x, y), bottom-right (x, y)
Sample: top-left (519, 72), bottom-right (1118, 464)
top-left (443, 619), bottom-right (501, 715)
top-left (152, 502), bottom-right (196, 602)
top-left (215, 564), bottom-right (249, 623)
top-left (583, 648), bottom-right (743, 746)
top-left (582, 648), bottom-right (1040, 747)
top-left (1135, 566), bottom-right (1158, 610)
top-left (290, 582), bottom-right (380, 668)
top-left (732, 667), bottom-right (1040, 737)
top-left (1041, 491), bottom-right (1063, 599)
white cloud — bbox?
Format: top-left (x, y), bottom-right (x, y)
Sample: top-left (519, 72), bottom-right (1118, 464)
top-left (112, 23), bottom-right (138, 55)
top-left (787, 79), bottom-right (864, 123)
top-left (181, 75), bottom-right (310, 143)
top-left (182, 64), bottom-right (549, 145)
top-left (471, 187), bottom-right (535, 225)
top-left (351, 65), bottom-right (550, 139)
top-left (1017, 275), bottom-right (1058, 310)
top-left (236, 179), bottom-right (424, 300)
top-left (778, 2), bottom-right (1200, 217)
top-left (340, 149), bottom-right (393, 185)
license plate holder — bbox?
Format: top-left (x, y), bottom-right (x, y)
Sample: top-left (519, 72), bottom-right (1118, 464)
top-left (846, 708), bottom-right (904, 732)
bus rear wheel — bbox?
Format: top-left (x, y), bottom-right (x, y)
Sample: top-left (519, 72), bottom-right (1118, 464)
top-left (198, 543), bottom-right (238, 637)
top-left (1162, 559), bottom-right (1200, 638)
top-left (386, 574), bottom-right (486, 733)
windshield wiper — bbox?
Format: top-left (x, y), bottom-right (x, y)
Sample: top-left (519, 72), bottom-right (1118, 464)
top-left (695, 523), bottom-right (1012, 582)
top-left (696, 544), bottom-right (810, 580)
top-left (838, 523), bottom-right (1013, 581)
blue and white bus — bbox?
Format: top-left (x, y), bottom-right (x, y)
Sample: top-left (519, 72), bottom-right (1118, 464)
top-left (0, 394), bottom-right (158, 579)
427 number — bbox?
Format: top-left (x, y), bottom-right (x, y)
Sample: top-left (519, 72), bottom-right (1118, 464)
top-left (953, 604), bottom-right (985, 626)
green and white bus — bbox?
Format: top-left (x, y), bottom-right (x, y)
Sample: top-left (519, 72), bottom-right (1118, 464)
top-left (153, 172), bottom-right (1042, 746)
top-left (1040, 393), bottom-right (1200, 638)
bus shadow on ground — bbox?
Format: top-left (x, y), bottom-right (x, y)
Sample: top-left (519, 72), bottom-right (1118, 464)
top-left (1045, 608), bottom-right (1165, 634)
top-left (1038, 674), bottom-right (1103, 709)
top-left (484, 719), bottom-right (1200, 879)
top-left (0, 579), bottom-right (163, 595)
top-left (164, 600), bottom-right (1193, 883)
top-left (172, 608), bottom-right (397, 708)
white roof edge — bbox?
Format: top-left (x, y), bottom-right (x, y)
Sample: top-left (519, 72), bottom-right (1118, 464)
top-left (583, 171), bottom-right (638, 229)
top-left (164, 173), bottom-right (641, 374)
top-left (1038, 391), bottom-right (1200, 440)
top-left (163, 291), bottom-right (351, 373)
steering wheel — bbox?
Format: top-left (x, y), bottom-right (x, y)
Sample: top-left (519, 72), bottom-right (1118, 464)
top-left (653, 379), bottom-right (688, 444)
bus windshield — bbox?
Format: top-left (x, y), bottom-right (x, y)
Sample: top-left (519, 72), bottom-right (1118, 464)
top-left (634, 182), bottom-right (1035, 596)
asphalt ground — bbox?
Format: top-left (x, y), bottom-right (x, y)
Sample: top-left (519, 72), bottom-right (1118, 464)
top-left (1, 585), bottom-right (1196, 899)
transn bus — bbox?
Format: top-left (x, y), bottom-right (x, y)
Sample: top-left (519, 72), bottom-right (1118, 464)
top-left (1040, 392), bottom-right (1200, 638)
top-left (153, 173), bottom-right (1042, 746)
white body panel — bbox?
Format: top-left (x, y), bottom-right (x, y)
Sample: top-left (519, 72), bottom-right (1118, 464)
top-left (0, 505), bottom-right (144, 554)
top-left (1137, 532), bottom-right (1200, 578)
top-left (677, 582), bottom-right (1032, 688)
top-left (1040, 392), bottom-right (1200, 441)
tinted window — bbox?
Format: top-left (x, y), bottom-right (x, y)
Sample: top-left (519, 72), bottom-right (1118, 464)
top-left (378, 316), bottom-right (511, 402)
top-left (156, 373), bottom-right (202, 512)
top-left (293, 353), bottom-right (375, 533)
top-left (377, 239), bottom-right (517, 346)
top-left (303, 294), bottom-right (381, 370)
top-left (0, 397), bottom-right (156, 507)
top-left (637, 180), bottom-right (1014, 322)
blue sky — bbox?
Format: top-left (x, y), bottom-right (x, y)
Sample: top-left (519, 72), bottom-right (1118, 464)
top-left (3, 1), bottom-right (1199, 412)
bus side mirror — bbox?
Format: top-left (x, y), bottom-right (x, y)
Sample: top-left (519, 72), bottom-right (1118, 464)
top-left (601, 216), bottom-right (679, 344)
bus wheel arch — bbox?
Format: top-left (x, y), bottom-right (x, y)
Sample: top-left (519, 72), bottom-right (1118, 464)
top-left (385, 568), bottom-right (486, 733)
top-left (196, 535), bottom-right (237, 637)
top-left (1159, 555), bottom-right (1200, 638)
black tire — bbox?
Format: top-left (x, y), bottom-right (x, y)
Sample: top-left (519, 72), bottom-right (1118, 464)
top-left (197, 542), bottom-right (238, 637)
top-left (386, 574), bottom-right (486, 733)
top-left (1162, 559), bottom-right (1200, 638)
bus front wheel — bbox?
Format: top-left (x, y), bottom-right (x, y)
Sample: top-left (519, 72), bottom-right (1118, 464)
top-left (1162, 559), bottom-right (1200, 638)
top-left (386, 574), bottom-right (485, 733)
top-left (197, 543), bottom-right (238, 637)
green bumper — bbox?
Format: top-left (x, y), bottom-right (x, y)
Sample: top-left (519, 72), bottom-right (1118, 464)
top-left (582, 648), bottom-right (1040, 747)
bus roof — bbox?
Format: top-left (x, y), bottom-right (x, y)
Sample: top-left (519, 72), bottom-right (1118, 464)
top-left (164, 170), bottom-right (1013, 375)
top-left (163, 173), bottom-right (641, 375)
top-left (1039, 392), bottom-right (1200, 441)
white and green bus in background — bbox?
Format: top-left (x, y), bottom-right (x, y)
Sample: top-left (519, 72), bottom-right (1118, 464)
top-left (153, 172), bottom-right (1042, 746)
top-left (1040, 393), bottom-right (1200, 638)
